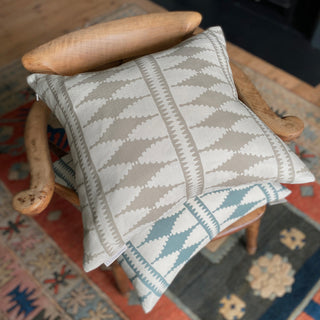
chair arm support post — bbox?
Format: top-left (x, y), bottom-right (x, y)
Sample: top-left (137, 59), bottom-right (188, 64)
top-left (54, 183), bottom-right (80, 207)
top-left (12, 100), bottom-right (55, 215)
top-left (230, 62), bottom-right (304, 142)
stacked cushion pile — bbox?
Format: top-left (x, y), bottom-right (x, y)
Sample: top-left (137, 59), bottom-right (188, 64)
top-left (31, 26), bottom-right (314, 312)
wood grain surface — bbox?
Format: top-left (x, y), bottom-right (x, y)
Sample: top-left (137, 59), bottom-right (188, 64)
top-left (22, 11), bottom-right (202, 75)
top-left (12, 100), bottom-right (55, 215)
top-left (1, 0), bottom-right (319, 105)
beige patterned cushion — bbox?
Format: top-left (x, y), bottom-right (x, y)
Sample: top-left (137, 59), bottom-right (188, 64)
top-left (27, 27), bottom-right (314, 271)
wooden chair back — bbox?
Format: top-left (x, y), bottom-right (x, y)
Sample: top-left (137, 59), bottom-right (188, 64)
top-left (22, 12), bottom-right (202, 75)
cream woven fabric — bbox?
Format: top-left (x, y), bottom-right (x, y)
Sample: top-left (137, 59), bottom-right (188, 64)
top-left (28, 27), bottom-right (314, 271)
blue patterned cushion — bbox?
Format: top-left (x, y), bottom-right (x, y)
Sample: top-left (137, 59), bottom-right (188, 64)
top-left (118, 182), bottom-right (290, 312)
top-left (53, 154), bottom-right (76, 190)
top-left (53, 157), bottom-right (290, 312)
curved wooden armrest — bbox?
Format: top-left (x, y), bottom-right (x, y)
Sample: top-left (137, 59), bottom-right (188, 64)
top-left (12, 100), bottom-right (55, 215)
top-left (230, 63), bottom-right (304, 141)
top-left (22, 11), bottom-right (202, 76)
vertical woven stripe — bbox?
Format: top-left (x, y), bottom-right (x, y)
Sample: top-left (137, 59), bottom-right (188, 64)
top-left (136, 56), bottom-right (204, 199)
top-left (47, 75), bottom-right (125, 259)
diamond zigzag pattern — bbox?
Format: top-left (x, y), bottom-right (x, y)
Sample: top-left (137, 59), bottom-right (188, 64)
top-left (119, 182), bottom-right (290, 311)
top-left (29, 27), bottom-right (312, 271)
top-left (63, 27), bottom-right (298, 239)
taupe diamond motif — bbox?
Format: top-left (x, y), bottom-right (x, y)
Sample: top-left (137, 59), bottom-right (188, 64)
top-left (28, 26), bottom-right (314, 271)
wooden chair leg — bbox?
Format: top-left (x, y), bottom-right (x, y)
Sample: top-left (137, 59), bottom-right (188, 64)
top-left (111, 261), bottom-right (131, 295)
top-left (245, 218), bottom-right (261, 255)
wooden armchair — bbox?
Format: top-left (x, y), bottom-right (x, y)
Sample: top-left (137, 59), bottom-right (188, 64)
top-left (12, 11), bottom-right (303, 295)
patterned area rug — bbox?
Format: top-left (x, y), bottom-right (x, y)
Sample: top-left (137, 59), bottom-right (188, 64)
top-left (0, 181), bottom-right (128, 320)
top-left (0, 3), bottom-right (320, 320)
top-left (0, 103), bottom-right (189, 320)
top-left (170, 204), bottom-right (320, 320)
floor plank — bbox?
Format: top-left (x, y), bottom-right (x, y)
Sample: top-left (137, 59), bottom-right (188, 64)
top-left (227, 43), bottom-right (320, 106)
top-left (1, 0), bottom-right (319, 106)
top-left (0, 0), bottom-right (164, 66)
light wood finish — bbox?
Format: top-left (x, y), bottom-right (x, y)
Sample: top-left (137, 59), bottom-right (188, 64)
top-left (22, 12), bottom-right (202, 76)
top-left (12, 100), bottom-right (55, 215)
top-left (214, 206), bottom-right (265, 241)
top-left (245, 218), bottom-right (261, 255)
top-left (205, 236), bottom-right (227, 252)
top-left (111, 261), bottom-right (131, 295)
top-left (55, 183), bottom-right (80, 207)
top-left (230, 63), bottom-right (304, 142)
top-left (0, 0), bottom-right (166, 67)
top-left (214, 206), bottom-right (265, 255)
